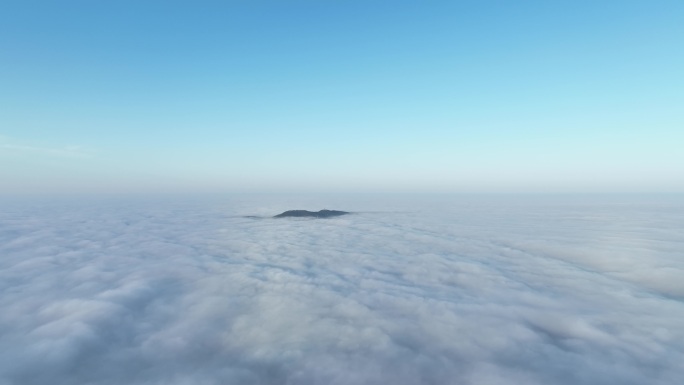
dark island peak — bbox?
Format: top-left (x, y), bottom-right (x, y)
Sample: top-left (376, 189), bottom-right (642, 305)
top-left (274, 209), bottom-right (349, 218)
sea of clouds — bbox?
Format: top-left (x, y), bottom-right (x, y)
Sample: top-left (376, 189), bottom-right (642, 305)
top-left (1, 194), bottom-right (683, 385)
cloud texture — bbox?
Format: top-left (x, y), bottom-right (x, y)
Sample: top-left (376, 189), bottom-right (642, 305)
top-left (1, 194), bottom-right (683, 384)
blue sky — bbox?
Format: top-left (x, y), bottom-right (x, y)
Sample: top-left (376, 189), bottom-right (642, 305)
top-left (1, 0), bottom-right (682, 193)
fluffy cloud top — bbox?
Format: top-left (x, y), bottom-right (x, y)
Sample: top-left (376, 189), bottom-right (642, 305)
top-left (1, 195), bottom-right (683, 384)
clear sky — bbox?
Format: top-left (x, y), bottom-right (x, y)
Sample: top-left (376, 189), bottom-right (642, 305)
top-left (1, 0), bottom-right (682, 193)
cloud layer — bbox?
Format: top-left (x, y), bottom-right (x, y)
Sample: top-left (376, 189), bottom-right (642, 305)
top-left (1, 195), bottom-right (683, 384)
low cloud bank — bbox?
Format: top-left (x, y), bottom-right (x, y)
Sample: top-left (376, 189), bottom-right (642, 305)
top-left (1, 195), bottom-right (683, 384)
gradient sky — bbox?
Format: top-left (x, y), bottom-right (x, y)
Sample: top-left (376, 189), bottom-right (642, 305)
top-left (1, 0), bottom-right (682, 193)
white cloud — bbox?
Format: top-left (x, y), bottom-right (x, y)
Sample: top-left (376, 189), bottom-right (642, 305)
top-left (0, 195), bottom-right (683, 384)
top-left (0, 136), bottom-right (93, 158)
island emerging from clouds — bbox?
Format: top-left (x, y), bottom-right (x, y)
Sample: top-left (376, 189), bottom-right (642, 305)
top-left (274, 209), bottom-right (350, 218)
